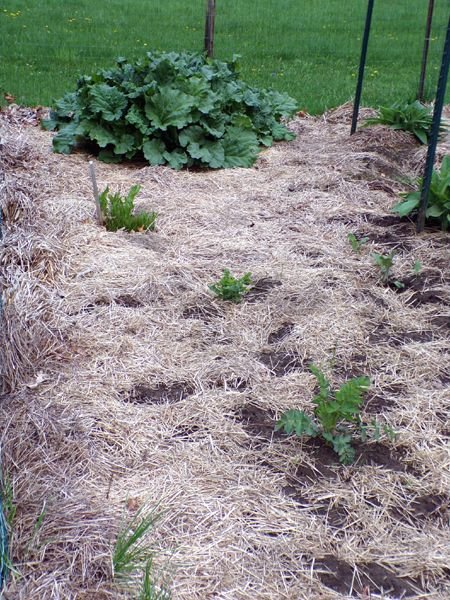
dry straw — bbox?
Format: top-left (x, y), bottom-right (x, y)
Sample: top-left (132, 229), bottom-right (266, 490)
top-left (0, 104), bottom-right (448, 599)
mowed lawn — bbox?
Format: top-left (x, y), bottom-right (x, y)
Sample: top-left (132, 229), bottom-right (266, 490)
top-left (0, 0), bottom-right (448, 113)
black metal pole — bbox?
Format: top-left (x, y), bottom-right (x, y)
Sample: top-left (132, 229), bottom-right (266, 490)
top-left (416, 16), bottom-right (450, 233)
top-left (418, 0), bottom-right (435, 101)
top-left (351, 0), bottom-right (375, 134)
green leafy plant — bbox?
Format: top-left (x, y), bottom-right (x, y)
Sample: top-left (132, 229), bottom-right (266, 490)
top-left (347, 233), bottom-right (368, 254)
top-left (363, 100), bottom-right (448, 144)
top-left (113, 506), bottom-right (170, 598)
top-left (392, 155), bottom-right (450, 231)
top-left (276, 365), bottom-right (370, 464)
top-left (412, 259), bottom-right (422, 275)
top-left (371, 251), bottom-right (404, 288)
top-left (42, 51), bottom-right (297, 169)
top-left (209, 269), bottom-right (252, 302)
top-left (99, 184), bottom-right (157, 232)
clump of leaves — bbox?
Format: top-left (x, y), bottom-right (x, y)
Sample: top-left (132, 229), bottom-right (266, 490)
top-left (347, 232), bottom-right (368, 254)
top-left (42, 51), bottom-right (297, 169)
top-left (209, 269), bottom-right (252, 302)
top-left (363, 100), bottom-right (448, 144)
top-left (371, 251), bottom-right (404, 288)
top-left (392, 155), bottom-right (450, 231)
top-left (276, 365), bottom-right (370, 464)
top-left (99, 184), bottom-right (157, 232)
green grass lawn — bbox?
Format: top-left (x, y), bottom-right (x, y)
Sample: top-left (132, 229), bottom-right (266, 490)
top-left (0, 0), bottom-right (448, 113)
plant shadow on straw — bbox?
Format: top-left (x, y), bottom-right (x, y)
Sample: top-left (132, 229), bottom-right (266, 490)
top-left (113, 505), bottom-right (171, 599)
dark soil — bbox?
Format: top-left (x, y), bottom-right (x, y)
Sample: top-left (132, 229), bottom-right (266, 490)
top-left (354, 441), bottom-right (414, 473)
top-left (182, 303), bottom-right (222, 322)
top-left (245, 278), bottom-right (282, 303)
top-left (287, 440), bottom-right (339, 484)
top-left (351, 154), bottom-right (406, 182)
top-left (286, 439), bottom-right (416, 488)
top-left (124, 382), bottom-right (194, 405)
top-left (210, 377), bottom-right (249, 392)
top-left (408, 288), bottom-right (448, 306)
top-left (280, 490), bottom-right (348, 528)
top-left (364, 392), bottom-right (398, 413)
top-left (267, 323), bottom-right (295, 344)
top-left (114, 294), bottom-right (143, 308)
top-left (361, 213), bottom-right (410, 228)
top-left (367, 180), bottom-right (397, 195)
top-left (368, 324), bottom-right (437, 346)
top-left (430, 315), bottom-right (450, 329)
top-left (234, 403), bottom-right (281, 443)
top-left (172, 424), bottom-right (203, 440)
top-left (75, 297), bottom-right (110, 313)
top-left (314, 555), bottom-right (421, 597)
top-left (314, 504), bottom-right (348, 528)
top-left (390, 493), bottom-right (449, 526)
top-left (363, 229), bottom-right (413, 251)
top-left (364, 382), bottom-right (404, 413)
top-left (257, 350), bottom-right (306, 376)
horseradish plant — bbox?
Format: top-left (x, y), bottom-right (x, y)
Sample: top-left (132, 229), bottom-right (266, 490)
top-left (43, 51), bottom-right (297, 169)
top-left (276, 365), bottom-right (370, 464)
top-left (364, 100), bottom-right (448, 145)
top-left (392, 155), bottom-right (450, 231)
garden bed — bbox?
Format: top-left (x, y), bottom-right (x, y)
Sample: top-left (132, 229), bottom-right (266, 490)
top-left (0, 103), bottom-right (449, 599)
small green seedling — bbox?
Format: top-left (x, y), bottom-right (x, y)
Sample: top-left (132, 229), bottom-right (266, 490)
top-left (276, 365), bottom-right (370, 464)
top-left (413, 260), bottom-right (422, 275)
top-left (372, 251), bottom-right (404, 288)
top-left (347, 233), bottom-right (368, 254)
top-left (99, 184), bottom-right (157, 232)
top-left (209, 269), bottom-right (252, 303)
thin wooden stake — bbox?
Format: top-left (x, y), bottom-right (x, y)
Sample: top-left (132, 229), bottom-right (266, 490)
top-left (204, 0), bottom-right (216, 58)
top-left (88, 161), bottom-right (104, 226)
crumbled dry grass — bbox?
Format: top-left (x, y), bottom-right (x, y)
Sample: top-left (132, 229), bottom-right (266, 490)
top-left (0, 105), bottom-right (449, 599)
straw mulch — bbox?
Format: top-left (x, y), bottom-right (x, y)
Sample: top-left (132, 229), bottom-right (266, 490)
top-left (0, 103), bottom-right (449, 599)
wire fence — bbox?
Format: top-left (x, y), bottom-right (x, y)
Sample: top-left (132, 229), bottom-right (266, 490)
top-left (0, 0), bottom-right (448, 112)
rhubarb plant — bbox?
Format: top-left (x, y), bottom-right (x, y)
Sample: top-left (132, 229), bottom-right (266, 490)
top-left (276, 365), bottom-right (370, 464)
top-left (42, 51), bottom-right (297, 169)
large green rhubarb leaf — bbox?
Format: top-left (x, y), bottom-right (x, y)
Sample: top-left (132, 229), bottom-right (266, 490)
top-left (80, 120), bottom-right (116, 148)
top-left (52, 122), bottom-right (79, 154)
top-left (143, 139), bottom-right (166, 165)
top-left (145, 87), bottom-right (195, 130)
top-left (163, 149), bottom-right (189, 170)
top-left (222, 126), bottom-right (258, 168)
top-left (89, 84), bottom-right (128, 121)
top-left (126, 105), bottom-right (153, 134)
top-left (179, 125), bottom-right (225, 167)
top-left (54, 92), bottom-right (79, 117)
